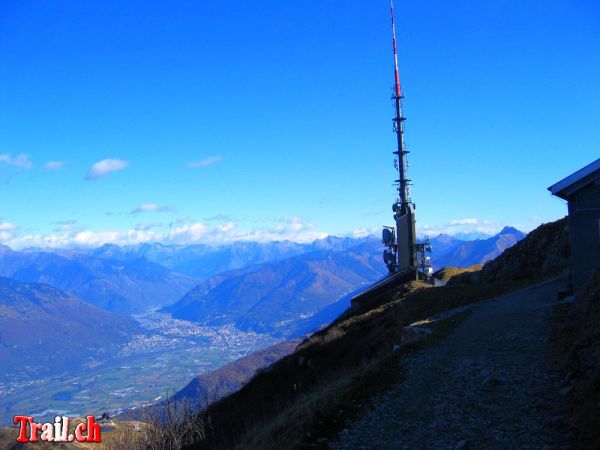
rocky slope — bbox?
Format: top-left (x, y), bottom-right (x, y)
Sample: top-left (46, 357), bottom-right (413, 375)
top-left (480, 218), bottom-right (569, 282)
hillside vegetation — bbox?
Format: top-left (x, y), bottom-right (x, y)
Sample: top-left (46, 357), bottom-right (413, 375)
top-left (433, 264), bottom-right (482, 283)
top-left (448, 218), bottom-right (569, 285)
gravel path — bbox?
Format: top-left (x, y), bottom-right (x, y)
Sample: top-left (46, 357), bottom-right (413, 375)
top-left (330, 276), bottom-right (574, 450)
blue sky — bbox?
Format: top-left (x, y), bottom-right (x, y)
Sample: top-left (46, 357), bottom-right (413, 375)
top-left (0, 1), bottom-right (598, 248)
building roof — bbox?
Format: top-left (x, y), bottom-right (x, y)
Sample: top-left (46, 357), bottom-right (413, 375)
top-left (548, 157), bottom-right (600, 200)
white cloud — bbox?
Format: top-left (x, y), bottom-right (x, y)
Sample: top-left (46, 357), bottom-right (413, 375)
top-left (448, 218), bottom-right (479, 225)
top-left (204, 214), bottom-right (231, 222)
top-left (50, 220), bottom-right (79, 232)
top-left (0, 153), bottom-right (32, 169)
top-left (173, 216), bottom-right (191, 225)
top-left (418, 218), bottom-right (503, 237)
top-left (135, 222), bottom-right (164, 231)
top-left (217, 222), bottom-right (235, 233)
top-left (352, 226), bottom-right (379, 238)
top-left (285, 217), bottom-right (305, 232)
top-left (0, 222), bottom-right (17, 231)
top-left (0, 222), bottom-right (18, 243)
top-left (130, 203), bottom-right (174, 214)
top-left (43, 160), bottom-right (65, 170)
top-left (186, 156), bottom-right (223, 168)
top-left (2, 217), bottom-right (329, 249)
top-left (86, 158), bottom-right (130, 180)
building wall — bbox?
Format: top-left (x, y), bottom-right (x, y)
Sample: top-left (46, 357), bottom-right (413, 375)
top-left (568, 181), bottom-right (600, 291)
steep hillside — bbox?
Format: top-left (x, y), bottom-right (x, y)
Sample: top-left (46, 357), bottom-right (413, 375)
top-left (0, 247), bottom-right (196, 314)
top-left (445, 218), bottom-right (569, 286)
top-left (163, 245), bottom-right (386, 336)
top-left (480, 219), bottom-right (569, 283)
top-left (0, 277), bottom-right (139, 380)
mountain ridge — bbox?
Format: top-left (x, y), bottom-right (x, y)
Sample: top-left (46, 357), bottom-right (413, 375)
top-left (0, 247), bottom-right (197, 314)
top-left (0, 228), bottom-right (524, 318)
top-left (162, 244), bottom-right (386, 336)
top-left (0, 277), bottom-right (140, 380)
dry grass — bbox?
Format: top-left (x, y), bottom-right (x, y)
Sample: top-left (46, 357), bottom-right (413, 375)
top-left (98, 399), bottom-right (209, 450)
top-left (433, 265), bottom-right (483, 283)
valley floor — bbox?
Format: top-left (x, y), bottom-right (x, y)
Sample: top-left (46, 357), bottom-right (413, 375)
top-left (0, 313), bottom-right (277, 426)
top-left (330, 276), bottom-right (573, 449)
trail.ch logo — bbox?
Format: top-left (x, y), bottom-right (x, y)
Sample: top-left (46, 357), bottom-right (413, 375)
top-left (13, 415), bottom-right (102, 443)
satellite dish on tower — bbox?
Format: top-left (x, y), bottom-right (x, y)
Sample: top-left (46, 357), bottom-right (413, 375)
top-left (383, 250), bottom-right (394, 265)
top-left (382, 228), bottom-right (395, 245)
top-left (383, 248), bottom-right (397, 273)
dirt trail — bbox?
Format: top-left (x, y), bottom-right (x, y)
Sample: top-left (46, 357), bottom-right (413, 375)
top-left (330, 276), bottom-right (574, 450)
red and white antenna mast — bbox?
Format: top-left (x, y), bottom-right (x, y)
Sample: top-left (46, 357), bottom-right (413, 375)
top-left (382, 0), bottom-right (418, 274)
top-left (390, 0), bottom-right (410, 209)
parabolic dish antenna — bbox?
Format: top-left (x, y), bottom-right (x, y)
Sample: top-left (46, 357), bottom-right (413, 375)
top-left (382, 228), bottom-right (394, 245)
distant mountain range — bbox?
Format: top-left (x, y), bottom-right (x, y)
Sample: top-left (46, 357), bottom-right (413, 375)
top-left (0, 277), bottom-right (139, 380)
top-left (88, 236), bottom-right (375, 279)
top-left (0, 244), bottom-right (196, 314)
top-left (161, 228), bottom-right (526, 336)
top-left (429, 227), bottom-right (526, 269)
top-left (88, 241), bottom-right (308, 279)
top-left (0, 228), bottom-right (525, 329)
top-left (0, 236), bottom-right (384, 316)
top-left (162, 237), bottom-right (386, 336)
top-left (451, 231), bottom-right (495, 241)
